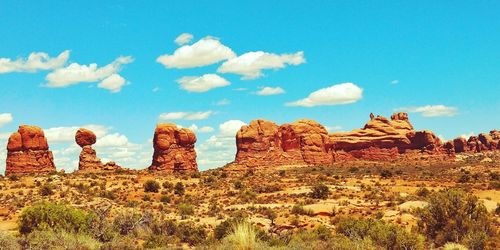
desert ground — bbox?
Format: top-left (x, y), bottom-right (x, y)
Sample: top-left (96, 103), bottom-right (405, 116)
top-left (0, 151), bottom-right (498, 249)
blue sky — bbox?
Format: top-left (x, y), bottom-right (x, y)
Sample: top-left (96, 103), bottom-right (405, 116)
top-left (0, 1), bottom-right (499, 172)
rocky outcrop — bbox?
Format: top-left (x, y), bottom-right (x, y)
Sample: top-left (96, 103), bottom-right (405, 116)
top-left (5, 125), bottom-right (55, 175)
top-left (330, 113), bottom-right (443, 160)
top-left (448, 130), bottom-right (499, 153)
top-left (76, 128), bottom-right (103, 171)
top-left (232, 112), bottom-right (454, 167)
top-left (148, 124), bottom-right (198, 172)
top-left (235, 119), bottom-right (333, 167)
top-left (75, 128), bottom-right (121, 172)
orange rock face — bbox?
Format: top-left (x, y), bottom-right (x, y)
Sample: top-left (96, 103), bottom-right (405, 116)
top-left (148, 124), bottom-right (198, 171)
top-left (75, 128), bottom-right (97, 147)
top-left (233, 112), bottom-right (461, 167)
top-left (235, 119), bottom-right (333, 167)
top-left (448, 130), bottom-right (500, 153)
top-left (5, 125), bottom-right (55, 175)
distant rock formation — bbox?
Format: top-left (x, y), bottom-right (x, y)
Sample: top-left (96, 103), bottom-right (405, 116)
top-left (5, 125), bottom-right (55, 175)
top-left (235, 119), bottom-right (333, 167)
top-left (76, 128), bottom-right (103, 171)
top-left (447, 130), bottom-right (499, 153)
top-left (148, 124), bottom-right (198, 172)
top-left (75, 128), bottom-right (122, 172)
top-left (233, 112), bottom-right (453, 167)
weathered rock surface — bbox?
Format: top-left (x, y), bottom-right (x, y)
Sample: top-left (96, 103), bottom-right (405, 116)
top-left (75, 128), bottom-right (104, 171)
top-left (235, 119), bottom-right (333, 167)
top-left (5, 125), bottom-right (55, 175)
top-left (330, 113), bottom-right (443, 160)
top-left (148, 124), bottom-right (198, 171)
top-left (233, 112), bottom-right (460, 167)
top-left (448, 130), bottom-right (499, 153)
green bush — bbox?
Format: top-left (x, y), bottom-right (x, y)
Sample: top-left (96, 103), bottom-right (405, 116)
top-left (0, 231), bottom-right (20, 249)
top-left (22, 230), bottom-right (100, 250)
top-left (39, 183), bottom-right (54, 196)
top-left (310, 183), bottom-right (330, 199)
top-left (178, 203), bottom-right (194, 219)
top-left (176, 222), bottom-right (206, 245)
top-left (143, 180), bottom-right (160, 193)
top-left (214, 217), bottom-right (245, 240)
top-left (160, 195), bottom-right (171, 204)
top-left (336, 217), bottom-right (424, 250)
top-left (416, 189), bottom-right (493, 247)
top-left (19, 202), bottom-right (93, 234)
top-left (174, 182), bottom-right (185, 196)
top-left (291, 204), bottom-right (314, 216)
top-left (100, 236), bottom-right (141, 250)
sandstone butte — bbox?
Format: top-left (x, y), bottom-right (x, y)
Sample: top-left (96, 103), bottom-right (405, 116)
top-left (5, 125), bottom-right (56, 175)
top-left (232, 112), bottom-right (499, 167)
top-left (75, 128), bottom-right (123, 172)
top-left (148, 123), bottom-right (198, 172)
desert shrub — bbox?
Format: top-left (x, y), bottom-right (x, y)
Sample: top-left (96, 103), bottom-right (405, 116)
top-left (233, 180), bottom-right (243, 189)
top-left (262, 208), bottom-right (277, 225)
top-left (0, 231), bottom-right (20, 249)
top-left (21, 230), bottom-right (100, 250)
top-left (8, 175), bottom-right (20, 181)
top-left (458, 173), bottom-right (471, 183)
top-left (336, 217), bottom-right (424, 250)
top-left (291, 204), bottom-right (314, 216)
top-left (162, 181), bottom-right (173, 190)
top-left (178, 203), bottom-right (195, 219)
top-left (279, 170), bottom-right (286, 177)
top-left (143, 180), bottom-right (160, 193)
top-left (221, 222), bottom-right (260, 249)
top-left (416, 189), bottom-right (493, 247)
top-left (176, 222), bottom-right (206, 245)
top-left (100, 236), bottom-right (141, 250)
top-left (442, 242), bottom-right (468, 250)
top-left (160, 195), bottom-right (171, 204)
top-left (19, 202), bottom-right (93, 234)
top-left (191, 172), bottom-right (201, 178)
top-left (174, 182), bottom-right (185, 196)
top-left (39, 183), bottom-right (54, 196)
top-left (214, 217), bottom-right (246, 240)
top-left (239, 190), bottom-right (257, 202)
top-left (112, 211), bottom-right (145, 236)
top-left (380, 169), bottom-right (393, 178)
top-left (310, 183), bottom-right (330, 199)
top-left (416, 187), bottom-right (431, 197)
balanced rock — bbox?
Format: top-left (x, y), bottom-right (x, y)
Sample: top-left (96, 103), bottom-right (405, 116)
top-left (5, 125), bottom-right (55, 175)
top-left (148, 124), bottom-right (198, 171)
top-left (76, 128), bottom-right (104, 171)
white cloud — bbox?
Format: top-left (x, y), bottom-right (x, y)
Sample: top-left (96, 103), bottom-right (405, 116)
top-left (97, 74), bottom-right (126, 93)
top-left (286, 82), bottom-right (363, 107)
top-left (218, 51), bottom-right (305, 79)
top-left (176, 74), bottom-right (230, 92)
top-left (45, 56), bottom-right (133, 92)
top-left (152, 87), bottom-right (160, 92)
top-left (196, 119), bottom-right (246, 170)
top-left (255, 86), bottom-right (285, 96)
top-left (215, 98), bottom-right (230, 106)
top-left (45, 125), bottom-right (110, 143)
top-left (0, 50), bottom-right (69, 74)
top-left (157, 37), bottom-right (236, 68)
top-left (391, 80), bottom-right (399, 84)
top-left (174, 33), bottom-right (194, 45)
top-left (219, 120), bottom-right (246, 137)
top-left (233, 88), bottom-right (248, 91)
top-left (396, 105), bottom-right (458, 117)
top-left (325, 125), bottom-right (343, 132)
top-left (188, 124), bottom-right (214, 133)
top-left (0, 113), bottom-right (13, 128)
top-left (159, 111), bottom-right (213, 121)
top-left (95, 133), bottom-right (129, 147)
top-left (460, 132), bottom-right (475, 139)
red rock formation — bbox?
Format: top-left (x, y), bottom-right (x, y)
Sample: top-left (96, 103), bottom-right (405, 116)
top-left (148, 124), bottom-right (198, 171)
top-left (235, 119), bottom-right (332, 167)
top-left (452, 137), bottom-right (468, 153)
top-left (232, 112), bottom-right (458, 167)
top-left (5, 125), bottom-right (55, 175)
top-left (75, 128), bottom-right (103, 171)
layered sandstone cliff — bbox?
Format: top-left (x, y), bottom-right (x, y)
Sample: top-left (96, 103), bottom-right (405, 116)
top-left (447, 130), bottom-right (499, 153)
top-left (5, 125), bottom-right (56, 175)
top-left (148, 124), bottom-right (198, 171)
top-left (76, 128), bottom-right (103, 171)
top-left (233, 113), bottom-right (450, 167)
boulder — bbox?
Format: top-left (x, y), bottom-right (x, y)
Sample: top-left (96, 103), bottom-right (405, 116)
top-left (5, 125), bottom-right (55, 175)
top-left (75, 128), bottom-right (97, 147)
top-left (149, 124), bottom-right (198, 171)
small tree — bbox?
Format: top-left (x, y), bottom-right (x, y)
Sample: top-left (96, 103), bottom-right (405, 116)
top-left (416, 189), bottom-right (493, 247)
top-left (310, 183), bottom-right (330, 199)
top-left (178, 203), bottom-right (194, 219)
top-left (144, 180), bottom-right (160, 193)
top-left (39, 183), bottom-right (54, 196)
top-left (174, 182), bottom-right (185, 196)
top-left (262, 208), bottom-right (277, 225)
